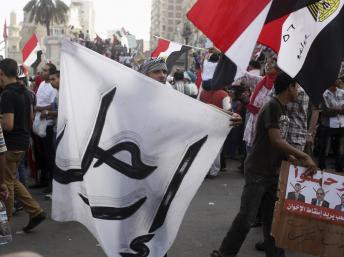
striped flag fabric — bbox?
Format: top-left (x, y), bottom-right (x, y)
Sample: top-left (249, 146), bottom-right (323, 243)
top-left (151, 38), bottom-right (191, 72)
top-left (187, 0), bottom-right (274, 86)
top-left (195, 68), bottom-right (202, 89)
top-left (22, 34), bottom-right (42, 67)
top-left (259, 0), bottom-right (344, 104)
top-left (187, 0), bottom-right (333, 103)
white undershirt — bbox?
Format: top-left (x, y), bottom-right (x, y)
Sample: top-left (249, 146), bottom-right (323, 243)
top-left (36, 81), bottom-right (57, 126)
top-left (222, 96), bottom-right (231, 111)
top-left (202, 60), bottom-right (218, 81)
top-left (36, 81), bottom-right (57, 107)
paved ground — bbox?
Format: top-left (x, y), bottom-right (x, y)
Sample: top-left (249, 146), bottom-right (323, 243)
top-left (0, 160), bottom-right (313, 257)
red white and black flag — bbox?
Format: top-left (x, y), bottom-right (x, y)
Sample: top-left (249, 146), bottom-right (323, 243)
top-left (151, 38), bottom-right (191, 72)
top-left (187, 0), bottom-right (342, 104)
top-left (22, 34), bottom-right (43, 68)
top-left (187, 0), bottom-right (274, 87)
top-left (259, 0), bottom-right (344, 104)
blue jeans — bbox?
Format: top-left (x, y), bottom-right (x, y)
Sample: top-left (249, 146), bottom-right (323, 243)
top-left (219, 173), bottom-right (285, 257)
top-left (16, 154), bottom-right (27, 187)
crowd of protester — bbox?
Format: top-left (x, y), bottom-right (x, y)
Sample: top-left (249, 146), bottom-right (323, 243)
top-left (195, 46), bottom-right (344, 177)
top-left (70, 30), bottom-right (134, 67)
top-left (0, 40), bottom-right (343, 257)
top-left (122, 52), bottom-right (343, 257)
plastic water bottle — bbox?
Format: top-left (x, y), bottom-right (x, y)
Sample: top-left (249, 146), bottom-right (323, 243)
top-left (0, 201), bottom-right (12, 245)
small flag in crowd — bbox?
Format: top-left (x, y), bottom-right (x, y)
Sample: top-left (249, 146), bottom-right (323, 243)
top-left (22, 34), bottom-right (42, 67)
top-left (3, 20), bottom-right (7, 41)
top-left (259, 0), bottom-right (344, 104)
top-left (151, 38), bottom-right (191, 72)
top-left (187, 0), bottom-right (340, 104)
top-left (52, 40), bottom-right (231, 257)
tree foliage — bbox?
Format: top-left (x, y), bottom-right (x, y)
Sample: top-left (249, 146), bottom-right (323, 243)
top-left (24, 0), bottom-right (69, 36)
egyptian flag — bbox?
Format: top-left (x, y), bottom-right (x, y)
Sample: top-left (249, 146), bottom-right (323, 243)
top-left (187, 0), bottom-right (320, 90)
top-left (195, 68), bottom-right (202, 89)
top-left (187, 0), bottom-right (274, 88)
top-left (259, 0), bottom-right (344, 104)
top-left (22, 34), bottom-right (42, 68)
top-left (151, 38), bottom-right (191, 72)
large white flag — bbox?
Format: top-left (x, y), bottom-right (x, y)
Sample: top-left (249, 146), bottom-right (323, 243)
top-left (52, 40), bottom-right (231, 257)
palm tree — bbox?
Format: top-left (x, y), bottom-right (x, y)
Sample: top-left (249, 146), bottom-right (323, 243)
top-left (23, 0), bottom-right (69, 36)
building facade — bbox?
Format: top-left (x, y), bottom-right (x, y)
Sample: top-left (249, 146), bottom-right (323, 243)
top-left (150, 0), bottom-right (184, 50)
top-left (69, 0), bottom-right (95, 38)
top-left (6, 0), bottom-right (95, 67)
top-left (7, 12), bottom-right (22, 62)
top-left (149, 0), bottom-right (207, 50)
top-left (149, 0), bottom-right (207, 71)
top-left (180, 0), bottom-right (206, 48)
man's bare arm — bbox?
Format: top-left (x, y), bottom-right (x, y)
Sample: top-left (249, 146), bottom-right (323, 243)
top-left (268, 128), bottom-right (317, 175)
top-left (34, 105), bottom-right (52, 112)
top-left (1, 113), bottom-right (14, 132)
top-left (306, 109), bottom-right (320, 144)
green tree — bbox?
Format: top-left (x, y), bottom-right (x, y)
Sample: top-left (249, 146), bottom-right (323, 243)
top-left (23, 0), bottom-right (69, 36)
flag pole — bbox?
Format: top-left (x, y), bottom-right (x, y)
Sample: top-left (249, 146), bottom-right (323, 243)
top-left (153, 35), bottom-right (207, 51)
top-left (37, 33), bottom-right (47, 64)
top-left (4, 39), bottom-right (7, 58)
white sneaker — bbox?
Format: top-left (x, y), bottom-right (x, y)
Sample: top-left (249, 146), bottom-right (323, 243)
top-left (44, 193), bottom-right (52, 200)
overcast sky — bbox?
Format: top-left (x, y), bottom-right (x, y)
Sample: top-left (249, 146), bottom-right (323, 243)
top-left (0, 0), bottom-right (152, 41)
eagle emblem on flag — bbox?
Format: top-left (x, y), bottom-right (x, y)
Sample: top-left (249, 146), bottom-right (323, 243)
top-left (308, 0), bottom-right (340, 22)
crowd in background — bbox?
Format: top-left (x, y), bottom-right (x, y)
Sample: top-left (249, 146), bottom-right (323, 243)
top-left (6, 43), bottom-right (344, 188)
top-left (0, 39), bottom-right (343, 257)
top-left (70, 30), bottom-right (134, 67)
top-left (23, 42), bottom-right (344, 178)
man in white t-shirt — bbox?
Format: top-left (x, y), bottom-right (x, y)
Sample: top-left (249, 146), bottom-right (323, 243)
top-left (319, 79), bottom-right (344, 173)
top-left (34, 63), bottom-right (57, 193)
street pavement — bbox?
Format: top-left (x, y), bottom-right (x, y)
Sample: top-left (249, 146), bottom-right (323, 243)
top-left (1, 159), bottom-right (313, 257)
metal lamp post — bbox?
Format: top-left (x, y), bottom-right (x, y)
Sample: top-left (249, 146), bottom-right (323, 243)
top-left (182, 22), bottom-right (192, 71)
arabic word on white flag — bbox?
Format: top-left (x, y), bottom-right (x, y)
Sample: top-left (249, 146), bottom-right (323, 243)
top-left (52, 40), bottom-right (231, 257)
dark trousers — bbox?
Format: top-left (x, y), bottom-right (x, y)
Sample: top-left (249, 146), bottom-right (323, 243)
top-left (318, 126), bottom-right (344, 172)
top-left (227, 126), bottom-right (243, 159)
top-left (39, 125), bottom-right (56, 189)
top-left (219, 174), bottom-right (285, 257)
